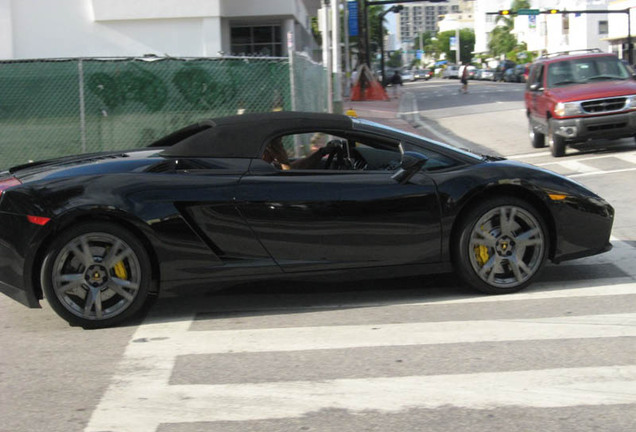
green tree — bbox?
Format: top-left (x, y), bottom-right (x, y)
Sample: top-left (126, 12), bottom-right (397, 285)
top-left (489, 0), bottom-right (531, 57)
top-left (435, 29), bottom-right (475, 64)
top-left (386, 49), bottom-right (403, 68)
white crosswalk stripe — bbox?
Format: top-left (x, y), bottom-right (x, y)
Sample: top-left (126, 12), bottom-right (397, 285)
top-left (85, 243), bottom-right (636, 432)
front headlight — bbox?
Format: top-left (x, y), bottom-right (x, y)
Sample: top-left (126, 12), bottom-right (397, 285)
top-left (627, 95), bottom-right (636, 109)
top-left (554, 102), bottom-right (582, 117)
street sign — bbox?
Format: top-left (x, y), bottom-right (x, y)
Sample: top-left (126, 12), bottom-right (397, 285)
top-left (450, 36), bottom-right (457, 50)
top-left (348, 1), bottom-right (358, 37)
top-left (517, 9), bottom-right (540, 15)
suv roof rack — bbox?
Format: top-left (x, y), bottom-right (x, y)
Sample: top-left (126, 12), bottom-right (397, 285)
top-left (539, 48), bottom-right (603, 59)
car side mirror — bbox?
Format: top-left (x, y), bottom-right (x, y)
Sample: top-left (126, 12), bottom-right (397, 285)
top-left (392, 151), bottom-right (428, 184)
top-left (529, 82), bottom-right (543, 92)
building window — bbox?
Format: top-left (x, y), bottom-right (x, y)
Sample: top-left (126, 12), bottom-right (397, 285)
top-left (231, 25), bottom-right (282, 56)
top-left (599, 20), bottom-right (608, 35)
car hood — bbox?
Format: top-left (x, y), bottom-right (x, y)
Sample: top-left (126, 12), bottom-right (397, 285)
top-left (547, 79), bottom-right (636, 102)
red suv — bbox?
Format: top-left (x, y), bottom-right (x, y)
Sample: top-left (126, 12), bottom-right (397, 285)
top-left (525, 50), bottom-right (636, 157)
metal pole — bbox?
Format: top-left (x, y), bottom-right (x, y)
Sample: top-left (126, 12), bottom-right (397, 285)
top-left (332, 0), bottom-right (342, 105)
top-left (628, 8), bottom-right (633, 65)
top-left (77, 59), bottom-right (87, 153)
top-left (288, 33), bottom-right (297, 112)
top-left (344, 0), bottom-right (351, 97)
top-left (324, 0), bottom-right (333, 113)
top-left (380, 13), bottom-right (385, 85)
top-left (364, 0), bottom-right (371, 66)
top-left (455, 26), bottom-right (460, 64)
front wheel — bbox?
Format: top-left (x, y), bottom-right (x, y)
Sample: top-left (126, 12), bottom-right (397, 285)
top-left (41, 222), bottom-right (152, 328)
top-left (454, 197), bottom-right (548, 294)
top-left (529, 122), bottom-right (545, 148)
top-left (548, 120), bottom-right (566, 157)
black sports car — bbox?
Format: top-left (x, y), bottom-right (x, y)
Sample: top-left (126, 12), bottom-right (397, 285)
top-left (0, 112), bottom-right (614, 328)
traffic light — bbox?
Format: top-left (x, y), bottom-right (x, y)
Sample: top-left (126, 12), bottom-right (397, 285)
top-left (548, 9), bottom-right (559, 14)
top-left (499, 10), bottom-right (511, 15)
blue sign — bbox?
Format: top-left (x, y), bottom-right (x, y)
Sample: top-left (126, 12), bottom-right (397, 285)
top-left (348, 1), bottom-right (358, 37)
top-left (416, 50), bottom-right (423, 60)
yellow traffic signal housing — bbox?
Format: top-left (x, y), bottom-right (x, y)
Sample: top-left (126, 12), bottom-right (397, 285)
top-left (548, 9), bottom-right (559, 14)
top-left (499, 10), bottom-right (511, 15)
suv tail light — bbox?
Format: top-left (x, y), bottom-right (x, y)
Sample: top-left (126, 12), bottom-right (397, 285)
top-left (0, 176), bottom-right (22, 197)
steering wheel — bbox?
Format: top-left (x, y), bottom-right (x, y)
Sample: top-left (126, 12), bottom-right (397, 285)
top-left (323, 140), bottom-right (344, 170)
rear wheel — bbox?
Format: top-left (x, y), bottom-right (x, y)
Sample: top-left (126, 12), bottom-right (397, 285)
top-left (41, 222), bottom-right (152, 328)
top-left (548, 120), bottom-right (566, 157)
top-left (454, 197), bottom-right (548, 294)
top-left (529, 122), bottom-right (545, 148)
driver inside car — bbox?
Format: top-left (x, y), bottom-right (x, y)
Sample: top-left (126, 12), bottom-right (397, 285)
top-left (262, 136), bottom-right (337, 170)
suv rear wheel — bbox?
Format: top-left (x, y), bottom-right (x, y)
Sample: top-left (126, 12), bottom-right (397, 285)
top-left (548, 120), bottom-right (566, 157)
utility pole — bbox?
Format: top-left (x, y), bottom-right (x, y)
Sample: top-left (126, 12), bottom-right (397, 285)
top-left (321, 0), bottom-right (333, 113)
top-left (332, 0), bottom-right (342, 112)
top-left (344, 0), bottom-right (351, 97)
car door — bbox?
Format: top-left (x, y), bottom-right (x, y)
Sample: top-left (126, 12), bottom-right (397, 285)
top-left (165, 158), bottom-right (282, 277)
top-left (235, 159), bottom-right (442, 273)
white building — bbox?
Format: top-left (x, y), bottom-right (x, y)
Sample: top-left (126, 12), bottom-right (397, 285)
top-left (606, 0), bottom-right (636, 62)
top-left (0, 0), bottom-right (321, 60)
top-left (397, 0), bottom-right (461, 43)
top-left (473, 0), bottom-right (611, 56)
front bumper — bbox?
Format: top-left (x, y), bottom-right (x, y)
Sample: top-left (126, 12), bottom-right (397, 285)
top-left (552, 111), bottom-right (636, 142)
top-left (550, 195), bottom-right (615, 264)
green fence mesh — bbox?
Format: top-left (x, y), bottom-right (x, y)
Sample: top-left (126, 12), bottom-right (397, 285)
top-left (0, 54), bottom-right (328, 169)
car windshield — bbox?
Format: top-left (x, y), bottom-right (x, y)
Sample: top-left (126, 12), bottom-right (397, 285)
top-left (547, 56), bottom-right (631, 87)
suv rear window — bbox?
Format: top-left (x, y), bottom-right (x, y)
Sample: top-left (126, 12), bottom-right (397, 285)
top-left (547, 56), bottom-right (631, 88)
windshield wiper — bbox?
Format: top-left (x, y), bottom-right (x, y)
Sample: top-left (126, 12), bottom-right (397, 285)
top-left (553, 80), bottom-right (579, 86)
top-left (586, 75), bottom-right (624, 81)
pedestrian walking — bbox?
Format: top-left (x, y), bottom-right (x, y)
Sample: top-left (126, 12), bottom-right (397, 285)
top-left (389, 70), bottom-right (403, 99)
top-left (459, 62), bottom-right (469, 94)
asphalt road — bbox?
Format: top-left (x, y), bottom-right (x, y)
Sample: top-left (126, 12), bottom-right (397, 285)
top-left (1, 80), bottom-right (635, 432)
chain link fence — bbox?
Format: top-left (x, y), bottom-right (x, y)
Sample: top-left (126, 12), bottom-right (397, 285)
top-left (0, 54), bottom-right (328, 169)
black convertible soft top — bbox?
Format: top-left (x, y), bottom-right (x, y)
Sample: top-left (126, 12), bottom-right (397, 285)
top-left (150, 111), bottom-right (354, 158)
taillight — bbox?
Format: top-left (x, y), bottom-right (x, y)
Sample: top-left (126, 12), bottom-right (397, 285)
top-left (0, 176), bottom-right (22, 197)
top-left (27, 215), bottom-right (51, 226)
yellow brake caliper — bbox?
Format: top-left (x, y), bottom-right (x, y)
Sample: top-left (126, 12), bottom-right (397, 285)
top-left (113, 261), bottom-right (128, 280)
top-left (474, 225), bottom-right (491, 267)
top-left (474, 245), bottom-right (490, 267)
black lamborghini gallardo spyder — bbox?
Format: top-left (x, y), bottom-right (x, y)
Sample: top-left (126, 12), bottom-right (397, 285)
top-left (0, 112), bottom-right (614, 327)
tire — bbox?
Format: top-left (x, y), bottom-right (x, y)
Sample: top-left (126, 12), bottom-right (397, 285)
top-left (529, 121), bottom-right (545, 148)
top-left (41, 222), bottom-right (152, 328)
top-left (453, 197), bottom-right (548, 294)
top-left (548, 120), bottom-right (566, 157)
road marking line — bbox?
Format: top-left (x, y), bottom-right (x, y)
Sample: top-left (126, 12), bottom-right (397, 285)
top-left (555, 160), bottom-right (599, 173)
top-left (111, 313), bottom-right (636, 357)
top-left (86, 364), bottom-right (636, 431)
top-left (615, 152), bottom-right (636, 164)
top-left (508, 151), bottom-right (552, 159)
top-left (570, 167), bottom-right (636, 178)
top-left (420, 282), bottom-right (636, 306)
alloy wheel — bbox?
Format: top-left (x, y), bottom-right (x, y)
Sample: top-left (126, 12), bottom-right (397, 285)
top-left (468, 205), bottom-right (545, 289)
